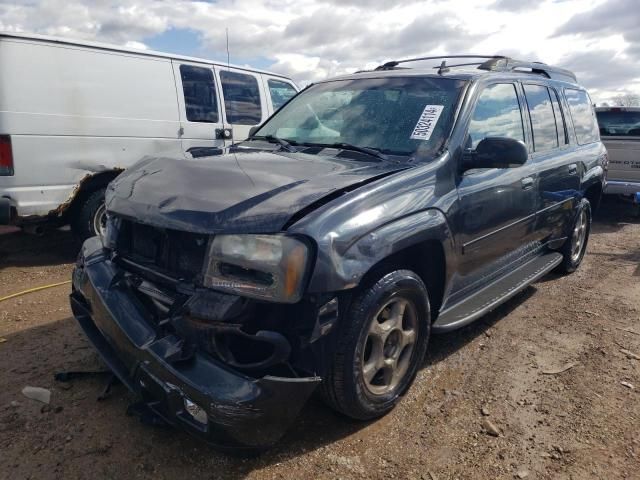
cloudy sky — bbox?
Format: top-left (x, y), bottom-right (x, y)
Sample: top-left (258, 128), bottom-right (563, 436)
top-left (1, 0), bottom-right (638, 103)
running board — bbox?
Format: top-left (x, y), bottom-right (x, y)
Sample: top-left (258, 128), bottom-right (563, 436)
top-left (433, 252), bottom-right (563, 333)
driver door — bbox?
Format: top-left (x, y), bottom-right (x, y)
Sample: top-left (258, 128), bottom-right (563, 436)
top-left (454, 82), bottom-right (538, 292)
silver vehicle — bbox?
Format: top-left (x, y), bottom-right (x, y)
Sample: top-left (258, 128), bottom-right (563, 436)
top-left (0, 32), bottom-right (298, 239)
top-left (595, 106), bottom-right (640, 202)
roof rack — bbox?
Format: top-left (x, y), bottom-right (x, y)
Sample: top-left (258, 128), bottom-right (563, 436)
top-left (374, 55), bottom-right (577, 82)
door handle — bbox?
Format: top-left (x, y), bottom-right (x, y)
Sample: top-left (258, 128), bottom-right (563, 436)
top-left (568, 164), bottom-right (578, 174)
top-left (521, 177), bottom-right (535, 190)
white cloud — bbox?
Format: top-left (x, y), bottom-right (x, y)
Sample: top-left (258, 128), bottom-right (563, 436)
top-left (0, 0), bottom-right (639, 103)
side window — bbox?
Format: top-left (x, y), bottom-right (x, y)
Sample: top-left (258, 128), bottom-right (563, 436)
top-left (219, 70), bottom-right (262, 125)
top-left (179, 65), bottom-right (218, 123)
top-left (468, 83), bottom-right (525, 149)
top-left (550, 88), bottom-right (568, 145)
top-left (523, 84), bottom-right (558, 152)
top-left (564, 88), bottom-right (599, 145)
top-left (268, 79), bottom-right (297, 110)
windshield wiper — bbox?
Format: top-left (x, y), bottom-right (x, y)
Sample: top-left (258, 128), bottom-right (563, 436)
top-left (298, 142), bottom-right (389, 161)
top-left (250, 135), bottom-right (297, 152)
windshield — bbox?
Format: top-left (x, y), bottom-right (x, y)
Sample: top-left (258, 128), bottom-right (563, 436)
top-left (596, 110), bottom-right (640, 137)
top-left (254, 76), bottom-right (466, 158)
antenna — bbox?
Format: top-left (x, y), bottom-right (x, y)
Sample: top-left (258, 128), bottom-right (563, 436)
top-left (225, 27), bottom-right (230, 70)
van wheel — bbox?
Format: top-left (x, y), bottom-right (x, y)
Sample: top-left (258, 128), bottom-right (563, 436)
top-left (71, 188), bottom-right (107, 241)
top-left (321, 270), bottom-right (431, 420)
top-left (555, 198), bottom-right (591, 274)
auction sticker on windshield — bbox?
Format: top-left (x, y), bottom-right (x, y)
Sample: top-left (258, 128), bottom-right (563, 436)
top-left (411, 105), bottom-right (444, 141)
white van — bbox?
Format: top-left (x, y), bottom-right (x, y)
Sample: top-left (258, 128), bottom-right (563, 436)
top-left (0, 32), bottom-right (299, 238)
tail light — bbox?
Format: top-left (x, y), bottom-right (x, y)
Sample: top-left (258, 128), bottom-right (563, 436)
top-left (0, 136), bottom-right (14, 176)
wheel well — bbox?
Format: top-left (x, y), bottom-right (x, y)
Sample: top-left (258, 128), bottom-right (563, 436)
top-left (65, 170), bottom-right (122, 220)
top-left (584, 182), bottom-right (603, 214)
top-left (360, 240), bottom-right (446, 320)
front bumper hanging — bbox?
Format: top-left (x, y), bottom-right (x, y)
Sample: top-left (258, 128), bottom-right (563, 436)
top-left (70, 238), bottom-right (321, 450)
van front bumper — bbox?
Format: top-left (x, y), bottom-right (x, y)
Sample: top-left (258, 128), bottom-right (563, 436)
top-left (70, 238), bottom-right (321, 450)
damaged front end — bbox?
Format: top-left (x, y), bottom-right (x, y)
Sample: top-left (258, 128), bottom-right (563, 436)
top-left (70, 217), bottom-right (342, 450)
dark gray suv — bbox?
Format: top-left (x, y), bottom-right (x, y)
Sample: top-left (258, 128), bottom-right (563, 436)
top-left (70, 55), bottom-right (606, 450)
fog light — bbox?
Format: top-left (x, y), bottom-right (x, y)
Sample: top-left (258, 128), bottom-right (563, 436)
top-left (183, 398), bottom-right (208, 425)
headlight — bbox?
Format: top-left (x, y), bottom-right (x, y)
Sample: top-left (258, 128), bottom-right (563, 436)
top-left (202, 234), bottom-right (311, 303)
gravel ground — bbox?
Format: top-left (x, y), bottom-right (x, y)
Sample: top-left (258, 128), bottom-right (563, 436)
top-left (0, 197), bottom-right (639, 480)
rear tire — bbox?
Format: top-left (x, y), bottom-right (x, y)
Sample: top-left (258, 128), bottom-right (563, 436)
top-left (321, 270), bottom-right (431, 420)
top-left (555, 198), bottom-right (591, 274)
top-left (71, 188), bottom-right (107, 241)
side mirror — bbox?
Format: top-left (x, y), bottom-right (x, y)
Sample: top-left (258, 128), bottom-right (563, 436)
top-left (463, 137), bottom-right (528, 171)
top-left (248, 125), bottom-right (261, 138)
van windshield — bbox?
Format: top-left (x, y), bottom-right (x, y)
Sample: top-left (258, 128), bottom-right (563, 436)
top-left (253, 76), bottom-right (466, 158)
top-left (596, 110), bottom-right (640, 137)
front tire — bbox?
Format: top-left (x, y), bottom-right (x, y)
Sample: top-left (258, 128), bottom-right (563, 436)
top-left (71, 188), bottom-right (107, 241)
top-left (321, 270), bottom-right (431, 420)
top-left (555, 198), bottom-right (591, 274)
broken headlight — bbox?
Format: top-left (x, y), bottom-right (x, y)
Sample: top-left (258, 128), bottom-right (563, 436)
top-left (202, 234), bottom-right (311, 303)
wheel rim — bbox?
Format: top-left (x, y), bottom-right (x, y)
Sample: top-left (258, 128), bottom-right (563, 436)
top-left (570, 209), bottom-right (588, 263)
top-left (92, 203), bottom-right (107, 238)
top-left (361, 297), bottom-right (418, 396)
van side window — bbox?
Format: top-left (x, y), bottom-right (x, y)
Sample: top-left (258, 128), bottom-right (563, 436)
top-left (179, 65), bottom-right (219, 123)
top-left (564, 88), bottom-right (599, 145)
top-left (523, 84), bottom-right (558, 152)
top-left (468, 83), bottom-right (524, 149)
top-left (550, 88), bottom-right (568, 145)
top-left (219, 71), bottom-right (262, 125)
top-left (268, 79), bottom-right (297, 110)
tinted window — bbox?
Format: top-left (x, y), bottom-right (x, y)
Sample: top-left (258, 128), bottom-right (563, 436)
top-left (550, 88), bottom-right (568, 145)
top-left (564, 88), bottom-right (599, 144)
top-left (524, 84), bottom-right (558, 152)
top-left (468, 83), bottom-right (524, 149)
top-left (596, 110), bottom-right (640, 137)
top-left (268, 79), bottom-right (297, 110)
top-left (179, 65), bottom-right (218, 123)
top-left (220, 70), bottom-right (262, 125)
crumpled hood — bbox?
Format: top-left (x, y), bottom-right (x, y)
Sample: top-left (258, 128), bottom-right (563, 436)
top-left (106, 150), bottom-right (406, 234)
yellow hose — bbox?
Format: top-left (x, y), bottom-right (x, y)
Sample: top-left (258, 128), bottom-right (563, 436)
top-left (0, 280), bottom-right (72, 303)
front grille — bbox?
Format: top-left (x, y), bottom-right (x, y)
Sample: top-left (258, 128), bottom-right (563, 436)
top-left (117, 220), bottom-right (208, 282)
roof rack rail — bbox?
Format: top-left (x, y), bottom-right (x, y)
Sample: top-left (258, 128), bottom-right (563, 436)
top-left (374, 55), bottom-right (577, 82)
top-left (479, 57), bottom-right (577, 82)
top-left (375, 55), bottom-right (506, 71)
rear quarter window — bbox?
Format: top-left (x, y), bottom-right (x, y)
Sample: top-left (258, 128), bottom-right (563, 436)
top-left (564, 88), bottom-right (599, 145)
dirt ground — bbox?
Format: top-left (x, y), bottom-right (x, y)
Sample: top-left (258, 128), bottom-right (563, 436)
top-left (0, 198), bottom-right (639, 480)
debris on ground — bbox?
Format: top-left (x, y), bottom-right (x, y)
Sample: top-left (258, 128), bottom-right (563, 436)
top-left (620, 349), bottom-right (640, 360)
top-left (21, 386), bottom-right (51, 404)
top-left (621, 381), bottom-right (635, 390)
top-left (482, 418), bottom-right (501, 437)
top-left (541, 362), bottom-right (578, 375)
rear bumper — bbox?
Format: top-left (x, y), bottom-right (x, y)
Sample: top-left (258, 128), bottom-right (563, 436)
top-left (604, 179), bottom-right (640, 197)
top-left (70, 238), bottom-right (320, 450)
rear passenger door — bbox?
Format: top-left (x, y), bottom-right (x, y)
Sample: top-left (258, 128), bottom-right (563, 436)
top-left (523, 83), bottom-right (580, 241)
top-left (215, 67), bottom-right (269, 142)
top-left (173, 62), bottom-right (226, 154)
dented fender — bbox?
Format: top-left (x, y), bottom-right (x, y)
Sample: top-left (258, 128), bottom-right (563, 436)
top-left (305, 209), bottom-right (454, 292)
